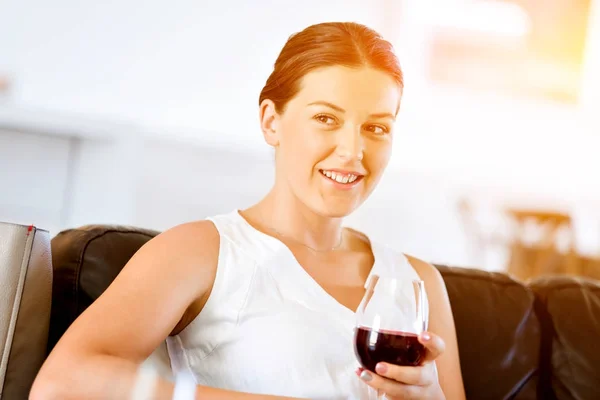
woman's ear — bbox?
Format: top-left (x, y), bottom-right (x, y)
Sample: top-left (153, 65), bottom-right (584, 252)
top-left (259, 99), bottom-right (280, 147)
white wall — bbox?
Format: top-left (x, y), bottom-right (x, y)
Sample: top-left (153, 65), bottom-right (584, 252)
top-left (134, 137), bottom-right (275, 228)
top-left (1, 1), bottom-right (599, 269)
top-left (0, 129), bottom-right (72, 234)
top-left (5, 0), bottom-right (597, 182)
top-left (0, 123), bottom-right (472, 266)
top-left (0, 0), bottom-right (386, 151)
top-left (0, 124), bottom-right (487, 268)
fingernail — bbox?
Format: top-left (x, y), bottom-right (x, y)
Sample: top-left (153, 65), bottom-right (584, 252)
top-left (421, 332), bottom-right (431, 341)
top-left (360, 370), bottom-right (373, 382)
top-left (375, 363), bottom-right (387, 374)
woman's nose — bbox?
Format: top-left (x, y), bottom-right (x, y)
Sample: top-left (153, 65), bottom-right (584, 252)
top-left (335, 127), bottom-right (364, 161)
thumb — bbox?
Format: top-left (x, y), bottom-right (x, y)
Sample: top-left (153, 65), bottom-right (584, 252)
top-left (418, 331), bottom-right (445, 363)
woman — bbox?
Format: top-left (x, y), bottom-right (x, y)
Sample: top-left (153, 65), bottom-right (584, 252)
top-left (31, 22), bottom-right (465, 399)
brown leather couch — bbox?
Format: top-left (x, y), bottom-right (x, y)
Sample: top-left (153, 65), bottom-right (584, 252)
top-left (2, 223), bottom-right (600, 399)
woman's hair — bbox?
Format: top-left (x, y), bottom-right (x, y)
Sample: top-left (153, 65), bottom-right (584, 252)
top-left (259, 22), bottom-right (403, 113)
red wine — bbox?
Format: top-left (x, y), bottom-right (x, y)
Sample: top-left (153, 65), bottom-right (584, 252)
top-left (354, 326), bottom-right (425, 371)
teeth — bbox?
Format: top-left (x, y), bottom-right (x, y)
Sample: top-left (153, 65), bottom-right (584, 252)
top-left (320, 170), bottom-right (360, 184)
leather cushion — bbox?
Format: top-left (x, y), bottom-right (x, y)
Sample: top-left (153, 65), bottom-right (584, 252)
top-left (48, 225), bottom-right (158, 353)
top-left (435, 265), bottom-right (542, 399)
top-left (529, 276), bottom-right (600, 400)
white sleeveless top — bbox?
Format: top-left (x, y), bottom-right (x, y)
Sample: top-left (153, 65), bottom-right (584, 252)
top-left (165, 210), bottom-right (429, 400)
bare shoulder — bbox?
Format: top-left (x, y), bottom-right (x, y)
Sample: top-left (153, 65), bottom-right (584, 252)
top-left (403, 253), bottom-right (452, 311)
top-left (125, 219), bottom-right (222, 306)
top-left (143, 219), bottom-right (220, 258)
top-left (121, 219), bottom-right (221, 292)
top-left (100, 217), bottom-right (222, 312)
top-left (403, 254), bottom-right (446, 291)
top-left (167, 219), bottom-right (215, 250)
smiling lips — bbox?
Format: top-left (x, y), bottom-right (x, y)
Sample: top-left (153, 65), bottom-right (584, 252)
top-left (319, 169), bottom-right (364, 185)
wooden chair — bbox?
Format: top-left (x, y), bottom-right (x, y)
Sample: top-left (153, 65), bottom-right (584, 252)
top-left (504, 209), bottom-right (581, 281)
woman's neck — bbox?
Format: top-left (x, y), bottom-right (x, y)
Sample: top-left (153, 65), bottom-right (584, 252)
top-left (247, 189), bottom-right (345, 251)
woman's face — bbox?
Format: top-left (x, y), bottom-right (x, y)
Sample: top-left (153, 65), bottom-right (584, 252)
top-left (261, 66), bottom-right (401, 218)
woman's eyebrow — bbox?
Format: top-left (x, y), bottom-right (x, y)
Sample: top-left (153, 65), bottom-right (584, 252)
top-left (307, 101), bottom-right (345, 113)
top-left (369, 112), bottom-right (395, 120)
top-left (307, 101), bottom-right (395, 120)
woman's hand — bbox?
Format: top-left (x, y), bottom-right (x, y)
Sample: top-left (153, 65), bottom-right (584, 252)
top-left (356, 331), bottom-right (446, 399)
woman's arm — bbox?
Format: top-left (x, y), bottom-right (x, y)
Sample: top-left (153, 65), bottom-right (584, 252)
top-left (407, 255), bottom-right (466, 399)
top-left (30, 221), bottom-right (302, 400)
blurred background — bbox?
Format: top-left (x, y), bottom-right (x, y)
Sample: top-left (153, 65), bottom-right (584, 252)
top-left (1, 0), bottom-right (599, 280)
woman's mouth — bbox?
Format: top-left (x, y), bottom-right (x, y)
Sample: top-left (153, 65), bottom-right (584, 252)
top-left (319, 169), bottom-right (364, 185)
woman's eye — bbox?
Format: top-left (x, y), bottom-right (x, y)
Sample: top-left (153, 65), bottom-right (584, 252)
top-left (365, 124), bottom-right (389, 135)
top-left (314, 114), bottom-right (336, 125)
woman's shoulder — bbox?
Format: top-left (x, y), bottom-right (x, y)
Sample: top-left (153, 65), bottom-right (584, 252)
top-left (380, 244), bottom-right (443, 286)
top-left (403, 254), bottom-right (444, 286)
top-left (139, 219), bottom-right (221, 279)
top-left (153, 209), bottom-right (242, 252)
top-left (157, 219), bottom-right (220, 250)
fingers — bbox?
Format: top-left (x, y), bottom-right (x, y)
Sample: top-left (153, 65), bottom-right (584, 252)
top-left (419, 331), bottom-right (445, 363)
top-left (371, 363), bottom-right (434, 386)
top-left (355, 332), bottom-right (445, 398)
top-left (357, 369), bottom-right (425, 399)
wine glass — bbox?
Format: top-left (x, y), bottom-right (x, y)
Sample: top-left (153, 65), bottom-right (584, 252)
top-left (354, 275), bottom-right (427, 395)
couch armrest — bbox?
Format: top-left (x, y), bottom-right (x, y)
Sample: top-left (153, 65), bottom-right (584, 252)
top-left (0, 222), bottom-right (52, 399)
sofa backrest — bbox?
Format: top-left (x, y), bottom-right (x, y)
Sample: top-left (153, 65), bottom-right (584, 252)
top-left (0, 222), bottom-right (52, 400)
top-left (529, 276), bottom-right (600, 400)
top-left (47, 225), bottom-right (158, 353)
top-left (435, 265), bottom-right (541, 399)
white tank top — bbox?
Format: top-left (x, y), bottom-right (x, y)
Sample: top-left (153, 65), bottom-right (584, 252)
top-left (165, 210), bottom-right (429, 400)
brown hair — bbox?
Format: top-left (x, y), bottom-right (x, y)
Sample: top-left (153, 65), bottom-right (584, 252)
top-left (259, 22), bottom-right (404, 113)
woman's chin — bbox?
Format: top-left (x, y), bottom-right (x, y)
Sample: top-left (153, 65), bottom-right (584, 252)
top-left (316, 200), bottom-right (362, 219)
